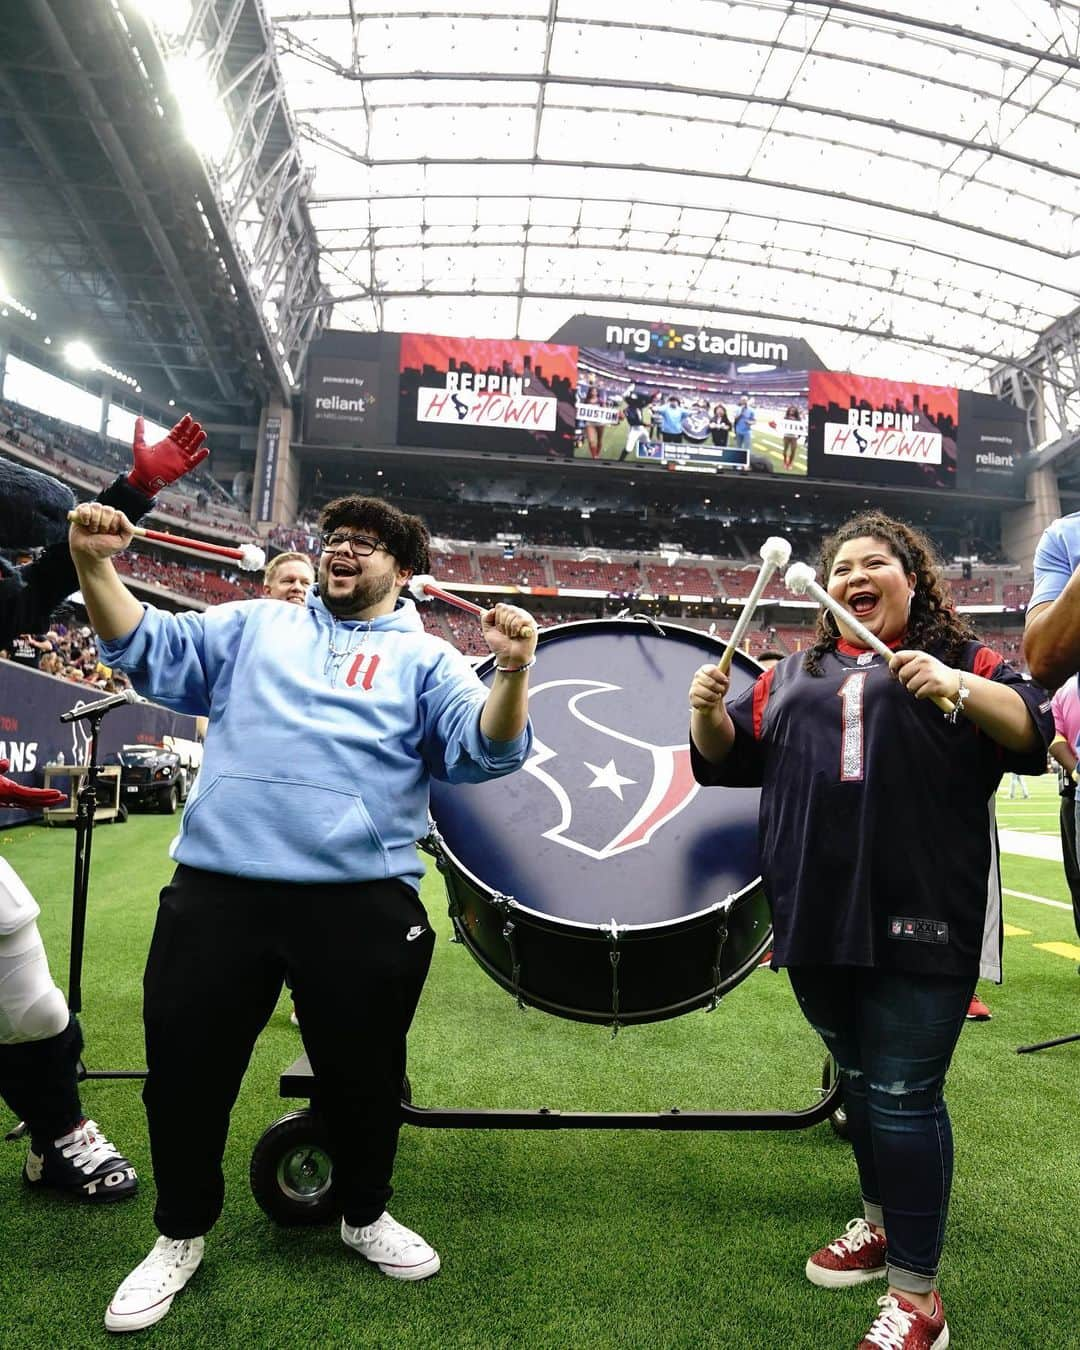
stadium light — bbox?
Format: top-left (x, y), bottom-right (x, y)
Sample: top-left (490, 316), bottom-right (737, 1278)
top-left (166, 54), bottom-right (231, 163)
top-left (65, 340), bottom-right (98, 371)
top-left (64, 339), bottom-right (141, 389)
top-left (0, 265), bottom-right (38, 321)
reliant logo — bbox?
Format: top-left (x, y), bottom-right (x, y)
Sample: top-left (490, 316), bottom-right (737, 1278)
top-left (604, 323), bottom-right (789, 362)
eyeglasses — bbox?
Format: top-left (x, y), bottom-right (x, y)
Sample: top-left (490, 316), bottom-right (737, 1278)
top-left (321, 531), bottom-right (389, 557)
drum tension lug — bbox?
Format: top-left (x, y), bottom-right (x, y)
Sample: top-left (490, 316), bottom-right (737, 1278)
top-left (707, 901), bottom-right (733, 1012)
top-left (606, 917), bottom-right (624, 1039)
top-left (493, 892), bottom-right (526, 1011)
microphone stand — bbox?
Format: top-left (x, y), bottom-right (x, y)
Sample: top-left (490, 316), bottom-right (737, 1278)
top-left (67, 705), bottom-right (146, 1085)
top-left (5, 702), bottom-right (144, 1144)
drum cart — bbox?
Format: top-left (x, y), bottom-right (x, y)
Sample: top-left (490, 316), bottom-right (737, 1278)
top-left (250, 620), bottom-right (845, 1226)
top-left (250, 1054), bottom-right (842, 1226)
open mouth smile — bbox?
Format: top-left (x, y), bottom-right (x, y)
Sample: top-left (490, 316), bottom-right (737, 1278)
top-left (847, 591), bottom-right (879, 617)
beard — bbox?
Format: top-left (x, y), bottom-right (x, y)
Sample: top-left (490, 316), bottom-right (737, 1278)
top-left (319, 561), bottom-right (398, 617)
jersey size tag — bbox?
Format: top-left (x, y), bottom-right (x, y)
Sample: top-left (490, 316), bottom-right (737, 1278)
top-left (888, 916), bottom-right (949, 945)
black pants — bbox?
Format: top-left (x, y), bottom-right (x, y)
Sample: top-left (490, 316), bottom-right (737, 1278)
top-left (1061, 791), bottom-right (1080, 937)
top-left (143, 864), bottom-right (435, 1238)
top-left (0, 1016), bottom-right (83, 1145)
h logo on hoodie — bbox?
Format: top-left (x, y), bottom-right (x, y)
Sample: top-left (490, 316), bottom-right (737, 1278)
top-left (344, 653), bottom-right (380, 690)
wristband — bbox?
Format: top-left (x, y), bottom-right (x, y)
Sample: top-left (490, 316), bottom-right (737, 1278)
top-left (494, 658), bottom-right (536, 675)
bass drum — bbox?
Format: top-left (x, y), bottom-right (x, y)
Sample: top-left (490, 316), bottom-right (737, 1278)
top-left (428, 618), bottom-right (771, 1027)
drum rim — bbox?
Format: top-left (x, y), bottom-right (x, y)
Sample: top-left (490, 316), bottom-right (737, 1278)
top-left (431, 833), bottom-right (765, 933)
top-left (433, 615), bottom-right (765, 934)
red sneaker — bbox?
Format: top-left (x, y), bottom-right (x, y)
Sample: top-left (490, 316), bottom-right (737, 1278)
top-left (966, 995), bottom-right (991, 1021)
top-left (806, 1217), bottom-right (887, 1288)
top-left (757, 949), bottom-right (773, 968)
top-left (858, 1291), bottom-right (949, 1349)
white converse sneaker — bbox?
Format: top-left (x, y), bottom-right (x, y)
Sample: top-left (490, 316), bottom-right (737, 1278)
top-left (341, 1211), bottom-right (440, 1281)
top-left (104, 1235), bottom-right (205, 1332)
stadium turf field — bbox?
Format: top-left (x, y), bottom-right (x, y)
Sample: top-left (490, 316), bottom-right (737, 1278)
top-left (0, 772), bottom-right (1076, 1349)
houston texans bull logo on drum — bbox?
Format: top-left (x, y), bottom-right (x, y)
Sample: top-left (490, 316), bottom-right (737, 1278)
top-left (428, 620), bottom-right (772, 1025)
top-left (523, 679), bottom-right (699, 861)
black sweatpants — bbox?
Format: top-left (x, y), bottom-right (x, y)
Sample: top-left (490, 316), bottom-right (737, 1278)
top-left (142, 864), bottom-right (435, 1238)
top-left (0, 1016), bottom-right (83, 1145)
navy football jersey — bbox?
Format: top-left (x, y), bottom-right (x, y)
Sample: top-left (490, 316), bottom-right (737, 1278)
top-left (690, 640), bottom-right (1054, 979)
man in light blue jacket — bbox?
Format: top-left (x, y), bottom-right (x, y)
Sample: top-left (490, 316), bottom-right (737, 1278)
top-left (68, 494), bottom-right (537, 1333)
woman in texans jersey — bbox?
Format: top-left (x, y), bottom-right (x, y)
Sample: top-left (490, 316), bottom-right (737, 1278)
top-left (688, 513), bottom-right (1052, 1350)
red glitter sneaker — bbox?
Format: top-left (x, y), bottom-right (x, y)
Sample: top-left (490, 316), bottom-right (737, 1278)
top-left (806, 1217), bottom-right (887, 1288)
top-left (858, 1290), bottom-right (949, 1349)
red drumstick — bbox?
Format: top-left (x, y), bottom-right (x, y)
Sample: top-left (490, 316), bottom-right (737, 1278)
top-left (407, 575), bottom-right (535, 639)
top-left (67, 511), bottom-right (266, 571)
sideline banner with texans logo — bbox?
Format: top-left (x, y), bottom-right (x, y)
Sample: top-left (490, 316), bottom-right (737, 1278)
top-left (0, 662), bottom-right (199, 827)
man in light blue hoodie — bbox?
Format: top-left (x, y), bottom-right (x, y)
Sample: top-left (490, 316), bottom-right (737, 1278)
top-left (68, 494), bottom-right (537, 1333)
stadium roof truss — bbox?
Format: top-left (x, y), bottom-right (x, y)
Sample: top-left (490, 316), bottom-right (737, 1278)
top-left (0, 0), bottom-right (329, 414)
top-left (250, 0), bottom-right (1080, 401)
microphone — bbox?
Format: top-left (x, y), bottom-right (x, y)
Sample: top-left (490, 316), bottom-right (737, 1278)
top-left (59, 688), bottom-right (142, 723)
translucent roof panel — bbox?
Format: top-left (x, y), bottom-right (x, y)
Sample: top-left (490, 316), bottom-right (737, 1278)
top-left (267, 0), bottom-right (1080, 387)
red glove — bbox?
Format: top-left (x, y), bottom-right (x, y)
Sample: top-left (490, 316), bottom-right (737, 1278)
top-left (127, 414), bottom-right (210, 496)
top-left (0, 760), bottom-right (66, 809)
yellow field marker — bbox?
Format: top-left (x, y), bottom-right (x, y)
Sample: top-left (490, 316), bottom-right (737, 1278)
top-left (1034, 941), bottom-right (1080, 961)
top-left (1002, 924), bottom-right (1031, 937)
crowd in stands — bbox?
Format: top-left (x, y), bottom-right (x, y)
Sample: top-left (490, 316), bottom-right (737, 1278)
top-left (477, 554), bottom-right (548, 586)
top-left (0, 398), bottom-right (256, 540)
top-left (114, 551), bottom-right (262, 604)
top-left (1, 616), bottom-right (134, 693)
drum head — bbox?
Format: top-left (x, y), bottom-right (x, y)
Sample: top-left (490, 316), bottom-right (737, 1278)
top-left (429, 619), bottom-right (762, 930)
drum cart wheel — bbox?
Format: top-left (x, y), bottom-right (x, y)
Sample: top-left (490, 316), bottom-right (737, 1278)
top-left (821, 1057), bottom-right (849, 1140)
top-left (250, 1080), bottom-right (412, 1225)
top-left (250, 1109), bottom-right (336, 1226)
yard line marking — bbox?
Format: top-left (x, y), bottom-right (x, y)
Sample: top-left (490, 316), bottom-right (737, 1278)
top-left (1003, 888), bottom-right (1072, 912)
top-left (998, 830), bottom-right (1063, 861)
top-left (1034, 941), bottom-right (1080, 961)
top-left (1003, 924), bottom-right (1032, 937)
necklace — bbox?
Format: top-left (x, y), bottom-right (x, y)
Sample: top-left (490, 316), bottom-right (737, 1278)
top-left (324, 618), bottom-right (372, 684)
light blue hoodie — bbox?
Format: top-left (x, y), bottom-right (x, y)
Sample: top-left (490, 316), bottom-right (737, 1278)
top-left (98, 589), bottom-right (531, 887)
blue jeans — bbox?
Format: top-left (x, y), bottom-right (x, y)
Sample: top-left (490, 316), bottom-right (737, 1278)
top-left (788, 966), bottom-right (975, 1293)
top-left (734, 428), bottom-right (752, 450)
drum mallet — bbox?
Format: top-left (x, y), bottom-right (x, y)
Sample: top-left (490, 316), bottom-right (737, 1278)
top-left (407, 575), bottom-right (535, 640)
top-left (67, 511), bottom-right (266, 571)
top-left (784, 562), bottom-right (955, 714)
top-left (716, 536), bottom-right (792, 674)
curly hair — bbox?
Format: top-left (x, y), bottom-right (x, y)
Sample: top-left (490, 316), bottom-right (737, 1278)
top-left (317, 495), bottom-right (431, 576)
top-left (802, 512), bottom-right (976, 676)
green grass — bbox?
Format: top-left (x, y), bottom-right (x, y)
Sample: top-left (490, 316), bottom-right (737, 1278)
top-left (0, 802), bottom-right (1077, 1348)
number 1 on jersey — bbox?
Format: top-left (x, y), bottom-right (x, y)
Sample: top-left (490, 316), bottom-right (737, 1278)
top-left (838, 671), bottom-right (868, 782)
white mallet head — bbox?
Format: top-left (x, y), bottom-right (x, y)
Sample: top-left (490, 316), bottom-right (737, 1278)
top-left (784, 562), bottom-right (817, 596)
top-left (239, 544), bottom-right (266, 572)
top-left (407, 574), bottom-right (435, 603)
top-left (759, 535), bottom-right (792, 569)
